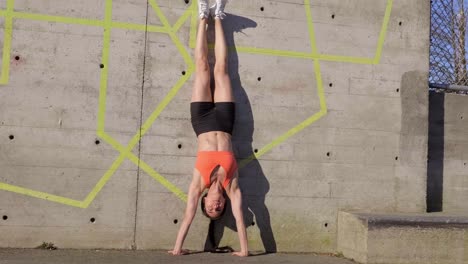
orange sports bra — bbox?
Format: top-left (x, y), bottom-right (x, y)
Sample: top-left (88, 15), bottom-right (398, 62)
top-left (195, 151), bottom-right (238, 189)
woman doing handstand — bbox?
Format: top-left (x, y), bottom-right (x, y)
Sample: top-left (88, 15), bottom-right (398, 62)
top-left (168, 0), bottom-right (248, 257)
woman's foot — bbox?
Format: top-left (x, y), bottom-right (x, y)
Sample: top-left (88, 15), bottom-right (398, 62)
top-left (198, 0), bottom-right (209, 19)
top-left (210, 0), bottom-right (227, 19)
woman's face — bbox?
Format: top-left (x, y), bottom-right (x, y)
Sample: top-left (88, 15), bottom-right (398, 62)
top-left (204, 196), bottom-right (225, 219)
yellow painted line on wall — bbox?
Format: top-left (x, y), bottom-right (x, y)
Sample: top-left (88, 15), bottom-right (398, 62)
top-left (0, 182), bottom-right (85, 207)
top-left (239, 0), bottom-right (327, 167)
top-left (189, 2), bottom-right (197, 49)
top-left (0, 10), bottom-right (169, 33)
top-left (374, 0), bottom-right (393, 64)
top-left (97, 0), bottom-right (112, 133)
top-left (82, 0), bottom-right (114, 207)
top-left (102, 133), bottom-right (188, 202)
top-left (304, 0), bottom-right (318, 55)
top-left (172, 6), bottom-right (192, 33)
top-left (10, 11), bottom-right (104, 27)
top-left (0, 0), bottom-right (394, 205)
top-left (314, 59), bottom-right (327, 113)
top-left (82, 133), bottom-right (127, 207)
top-left (0, 0), bottom-right (14, 84)
top-left (114, 21), bottom-right (168, 33)
top-left (92, 0), bottom-right (193, 204)
top-left (148, 0), bottom-right (171, 29)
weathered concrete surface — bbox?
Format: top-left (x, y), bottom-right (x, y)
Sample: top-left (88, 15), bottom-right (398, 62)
top-left (0, 0), bottom-right (431, 255)
top-left (0, 249), bottom-right (357, 264)
top-left (337, 211), bottom-right (468, 264)
top-left (443, 94), bottom-right (468, 212)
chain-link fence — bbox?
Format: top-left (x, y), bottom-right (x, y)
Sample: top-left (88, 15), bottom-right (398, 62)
top-left (430, 0), bottom-right (468, 92)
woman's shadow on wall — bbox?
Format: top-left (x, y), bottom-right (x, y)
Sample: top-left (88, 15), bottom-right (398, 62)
top-left (203, 14), bottom-right (277, 254)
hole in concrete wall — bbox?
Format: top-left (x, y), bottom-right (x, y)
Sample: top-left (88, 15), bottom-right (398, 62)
top-left (324, 223), bottom-right (328, 227)
top-left (100, 64), bottom-right (105, 69)
top-left (173, 219), bottom-right (178, 224)
top-left (260, 7), bottom-right (264, 11)
top-left (329, 83), bottom-right (333, 87)
top-left (2, 215), bottom-right (7, 220)
top-left (396, 88), bottom-right (400, 93)
top-left (181, 70), bottom-right (186, 75)
top-left (399, 21), bottom-right (402, 26)
top-left (257, 77), bottom-right (262, 81)
top-left (95, 139), bottom-right (100, 145)
top-left (178, 144), bottom-right (182, 149)
top-left (14, 55), bottom-right (20, 61)
top-left (251, 222), bottom-right (255, 226)
top-left (331, 14), bottom-right (335, 19)
top-left (9, 135), bottom-right (14, 140)
top-left (460, 116), bottom-right (464, 120)
top-left (90, 217), bottom-right (96, 223)
top-left (254, 149), bottom-right (258, 153)
top-left (184, 0), bottom-right (189, 4)
top-left (326, 152), bottom-right (331, 157)
top-left (395, 156), bottom-right (399, 161)
top-left (464, 162), bottom-right (466, 166)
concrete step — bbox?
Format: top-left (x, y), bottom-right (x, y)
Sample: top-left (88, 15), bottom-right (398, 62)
top-left (337, 211), bottom-right (468, 264)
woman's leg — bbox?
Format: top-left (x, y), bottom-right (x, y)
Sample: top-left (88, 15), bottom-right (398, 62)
top-left (191, 18), bottom-right (212, 103)
top-left (213, 17), bottom-right (234, 103)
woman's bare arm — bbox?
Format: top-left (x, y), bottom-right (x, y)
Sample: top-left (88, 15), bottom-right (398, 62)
top-left (169, 170), bottom-right (202, 255)
top-left (229, 172), bottom-right (249, 256)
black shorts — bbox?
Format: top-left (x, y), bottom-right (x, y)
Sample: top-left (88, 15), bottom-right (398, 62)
top-left (190, 102), bottom-right (235, 136)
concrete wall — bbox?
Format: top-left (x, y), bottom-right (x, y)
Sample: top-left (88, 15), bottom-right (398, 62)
top-left (428, 93), bottom-right (468, 213)
top-left (0, 0), bottom-right (430, 253)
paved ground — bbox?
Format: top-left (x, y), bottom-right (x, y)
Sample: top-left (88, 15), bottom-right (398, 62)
top-left (0, 249), bottom-right (357, 264)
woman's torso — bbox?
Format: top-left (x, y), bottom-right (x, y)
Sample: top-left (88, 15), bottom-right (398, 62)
top-left (197, 131), bottom-right (233, 152)
top-left (196, 131), bottom-right (235, 192)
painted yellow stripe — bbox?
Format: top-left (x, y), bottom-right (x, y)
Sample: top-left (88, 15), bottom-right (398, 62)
top-left (0, 10), bottom-right (169, 33)
top-left (0, 0), bottom-right (394, 205)
top-left (239, 109), bottom-right (327, 168)
top-left (235, 46), bottom-right (312, 58)
top-left (169, 30), bottom-right (195, 68)
top-left (240, 0), bottom-right (329, 168)
top-left (11, 11), bottom-right (104, 27)
top-left (172, 6), bottom-right (192, 33)
top-left (189, 2), bottom-right (198, 49)
top-left (113, 21), bottom-right (168, 33)
top-left (374, 0), bottom-right (393, 64)
top-left (98, 131), bottom-right (188, 202)
top-left (82, 132), bottom-right (128, 207)
top-left (148, 0), bottom-right (171, 29)
top-left (314, 59), bottom-right (327, 113)
top-left (139, 69), bottom-right (192, 139)
top-left (0, 182), bottom-right (85, 207)
top-left (99, 133), bottom-right (187, 201)
top-left (84, 0), bottom-right (114, 207)
top-left (146, 24), bottom-right (170, 33)
top-left (304, 0), bottom-right (318, 55)
top-left (93, 0), bottom-right (194, 203)
top-left (139, 159), bottom-right (188, 202)
top-left (97, 0), bottom-right (112, 133)
top-left (0, 0), bottom-right (14, 84)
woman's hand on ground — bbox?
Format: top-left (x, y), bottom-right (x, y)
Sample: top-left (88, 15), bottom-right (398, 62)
top-left (167, 249), bottom-right (189, 255)
top-left (232, 251), bottom-right (249, 257)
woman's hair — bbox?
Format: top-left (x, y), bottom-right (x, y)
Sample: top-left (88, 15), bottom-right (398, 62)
top-left (200, 191), bottom-right (228, 220)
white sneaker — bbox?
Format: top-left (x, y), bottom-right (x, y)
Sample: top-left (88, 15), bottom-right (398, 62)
top-left (211, 0), bottom-right (227, 19)
top-left (198, 0), bottom-right (209, 19)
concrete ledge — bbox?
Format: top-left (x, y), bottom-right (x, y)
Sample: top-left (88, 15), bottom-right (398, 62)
top-left (337, 211), bottom-right (468, 264)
